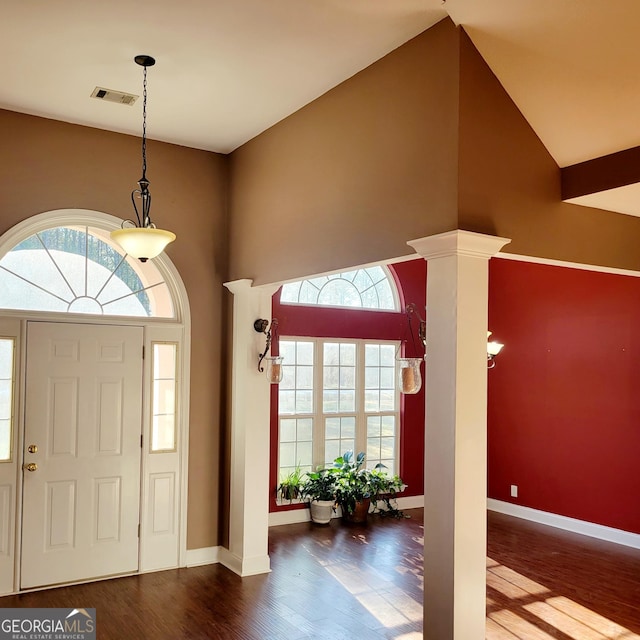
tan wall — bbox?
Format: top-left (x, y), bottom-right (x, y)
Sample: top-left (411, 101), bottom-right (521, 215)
top-left (457, 30), bottom-right (640, 271)
top-left (0, 109), bottom-right (227, 550)
top-left (228, 18), bottom-right (461, 285)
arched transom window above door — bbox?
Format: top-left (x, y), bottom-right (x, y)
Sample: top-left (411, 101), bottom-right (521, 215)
top-left (0, 225), bottom-right (174, 317)
top-left (279, 265), bottom-right (399, 311)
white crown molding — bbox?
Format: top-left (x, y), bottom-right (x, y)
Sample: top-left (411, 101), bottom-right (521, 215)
top-left (496, 251), bottom-right (640, 278)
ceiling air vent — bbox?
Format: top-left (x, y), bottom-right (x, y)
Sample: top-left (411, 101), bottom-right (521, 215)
top-left (90, 86), bottom-right (138, 106)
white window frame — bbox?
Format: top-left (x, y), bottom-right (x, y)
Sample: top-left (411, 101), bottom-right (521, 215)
top-left (0, 222), bottom-right (174, 319)
top-left (278, 337), bottom-right (400, 479)
top-left (279, 265), bottom-right (400, 312)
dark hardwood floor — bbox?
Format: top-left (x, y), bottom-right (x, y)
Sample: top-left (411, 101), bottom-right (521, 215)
top-left (2, 509), bottom-right (640, 639)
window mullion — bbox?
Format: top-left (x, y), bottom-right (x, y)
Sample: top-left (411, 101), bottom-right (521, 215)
top-left (312, 338), bottom-right (324, 469)
top-left (356, 339), bottom-right (366, 459)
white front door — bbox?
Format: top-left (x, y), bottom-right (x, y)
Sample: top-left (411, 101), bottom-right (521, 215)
top-left (21, 322), bottom-right (143, 589)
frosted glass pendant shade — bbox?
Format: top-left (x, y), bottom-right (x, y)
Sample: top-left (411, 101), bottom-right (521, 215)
top-left (398, 357), bottom-right (422, 394)
top-left (111, 227), bottom-right (176, 262)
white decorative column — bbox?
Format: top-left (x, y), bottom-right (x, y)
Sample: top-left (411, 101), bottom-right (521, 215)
top-left (408, 231), bottom-right (510, 640)
top-left (223, 278), bottom-right (279, 576)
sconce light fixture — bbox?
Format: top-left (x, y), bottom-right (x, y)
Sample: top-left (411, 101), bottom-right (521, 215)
top-left (405, 303), bottom-right (426, 349)
top-left (398, 303), bottom-right (427, 394)
top-left (398, 304), bottom-right (505, 391)
top-left (254, 318), bottom-right (283, 383)
top-left (487, 331), bottom-right (504, 369)
top-left (110, 55), bottom-right (176, 262)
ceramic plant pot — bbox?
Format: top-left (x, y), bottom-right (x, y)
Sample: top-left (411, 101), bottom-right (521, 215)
top-left (342, 498), bottom-right (371, 524)
top-left (309, 499), bottom-right (334, 524)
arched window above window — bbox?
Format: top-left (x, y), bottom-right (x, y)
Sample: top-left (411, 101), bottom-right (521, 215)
top-left (0, 225), bottom-right (174, 318)
top-left (280, 266), bottom-right (399, 311)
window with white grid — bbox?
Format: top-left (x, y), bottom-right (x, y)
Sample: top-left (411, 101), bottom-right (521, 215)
top-left (0, 338), bottom-right (15, 462)
top-left (278, 338), bottom-right (399, 481)
top-left (278, 341), bottom-right (315, 481)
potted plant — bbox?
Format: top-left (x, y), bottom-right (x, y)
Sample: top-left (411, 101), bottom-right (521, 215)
top-left (367, 466), bottom-right (405, 518)
top-left (277, 465), bottom-right (303, 503)
top-left (300, 467), bottom-right (336, 524)
top-left (333, 451), bottom-right (405, 523)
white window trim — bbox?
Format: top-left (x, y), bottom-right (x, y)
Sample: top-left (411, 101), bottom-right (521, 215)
top-left (279, 264), bottom-right (401, 312)
top-left (278, 337), bottom-right (401, 477)
top-left (0, 209), bottom-right (182, 322)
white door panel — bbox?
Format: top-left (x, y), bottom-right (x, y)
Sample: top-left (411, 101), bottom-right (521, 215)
top-left (21, 322), bottom-right (143, 589)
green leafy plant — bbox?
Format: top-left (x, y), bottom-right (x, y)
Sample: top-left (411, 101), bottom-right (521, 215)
top-left (300, 467), bottom-right (336, 502)
top-left (332, 451), bottom-right (406, 519)
top-left (367, 466), bottom-right (405, 518)
top-left (277, 465), bottom-right (304, 501)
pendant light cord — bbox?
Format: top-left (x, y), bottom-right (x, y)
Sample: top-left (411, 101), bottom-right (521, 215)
top-left (131, 60), bottom-right (152, 229)
top-left (141, 64), bottom-right (148, 181)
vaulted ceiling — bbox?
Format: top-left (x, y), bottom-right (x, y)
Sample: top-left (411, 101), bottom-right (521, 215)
top-left (3, 1), bottom-right (640, 215)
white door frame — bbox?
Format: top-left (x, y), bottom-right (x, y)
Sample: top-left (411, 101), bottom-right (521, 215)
top-left (0, 209), bottom-right (191, 595)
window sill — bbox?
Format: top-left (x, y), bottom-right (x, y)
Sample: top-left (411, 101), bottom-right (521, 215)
top-left (275, 497), bottom-right (306, 507)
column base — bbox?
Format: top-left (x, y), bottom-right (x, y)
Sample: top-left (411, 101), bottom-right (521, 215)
top-left (219, 548), bottom-right (272, 577)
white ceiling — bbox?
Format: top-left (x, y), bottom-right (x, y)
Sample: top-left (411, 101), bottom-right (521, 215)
top-left (3, 0), bottom-right (640, 210)
top-left (0, 0), bottom-right (445, 154)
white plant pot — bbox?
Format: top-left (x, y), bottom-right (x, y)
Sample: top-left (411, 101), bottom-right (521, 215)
top-left (309, 499), bottom-right (334, 524)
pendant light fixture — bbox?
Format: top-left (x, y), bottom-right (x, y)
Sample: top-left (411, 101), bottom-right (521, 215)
top-left (111, 55), bottom-right (176, 262)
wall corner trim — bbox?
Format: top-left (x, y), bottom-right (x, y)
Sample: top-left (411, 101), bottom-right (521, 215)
top-left (488, 499), bottom-right (640, 550)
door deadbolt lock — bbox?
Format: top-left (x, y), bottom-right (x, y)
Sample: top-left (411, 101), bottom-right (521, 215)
top-left (23, 462), bottom-right (37, 472)
top-left (27, 444), bottom-right (38, 453)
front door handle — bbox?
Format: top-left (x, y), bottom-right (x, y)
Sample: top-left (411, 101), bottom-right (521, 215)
top-left (23, 462), bottom-right (37, 472)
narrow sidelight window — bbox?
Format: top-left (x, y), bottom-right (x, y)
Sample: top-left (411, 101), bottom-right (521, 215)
top-left (151, 342), bottom-right (178, 452)
top-left (0, 338), bottom-right (15, 462)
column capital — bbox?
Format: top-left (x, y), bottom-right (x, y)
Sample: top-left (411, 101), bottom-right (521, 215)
top-left (224, 278), bottom-right (281, 298)
top-left (408, 230), bottom-right (511, 261)
top-left (224, 278), bottom-right (253, 295)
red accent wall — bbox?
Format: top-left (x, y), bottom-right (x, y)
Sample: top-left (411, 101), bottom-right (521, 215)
top-left (488, 258), bottom-right (640, 534)
top-left (269, 260), bottom-right (426, 512)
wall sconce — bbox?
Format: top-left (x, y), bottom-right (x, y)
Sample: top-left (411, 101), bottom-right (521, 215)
top-left (254, 318), bottom-right (283, 383)
top-left (405, 303), bottom-right (426, 349)
top-left (397, 303), bottom-right (427, 394)
top-left (399, 304), bottom-right (504, 388)
top-left (487, 331), bottom-right (504, 369)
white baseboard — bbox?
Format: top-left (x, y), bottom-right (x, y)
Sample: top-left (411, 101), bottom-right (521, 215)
top-left (185, 546), bottom-right (221, 567)
top-left (268, 495), bottom-right (424, 527)
top-left (488, 499), bottom-right (640, 550)
top-left (269, 506), bottom-right (312, 527)
top-left (185, 545), bottom-right (272, 576)
top-left (395, 494), bottom-right (424, 510)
